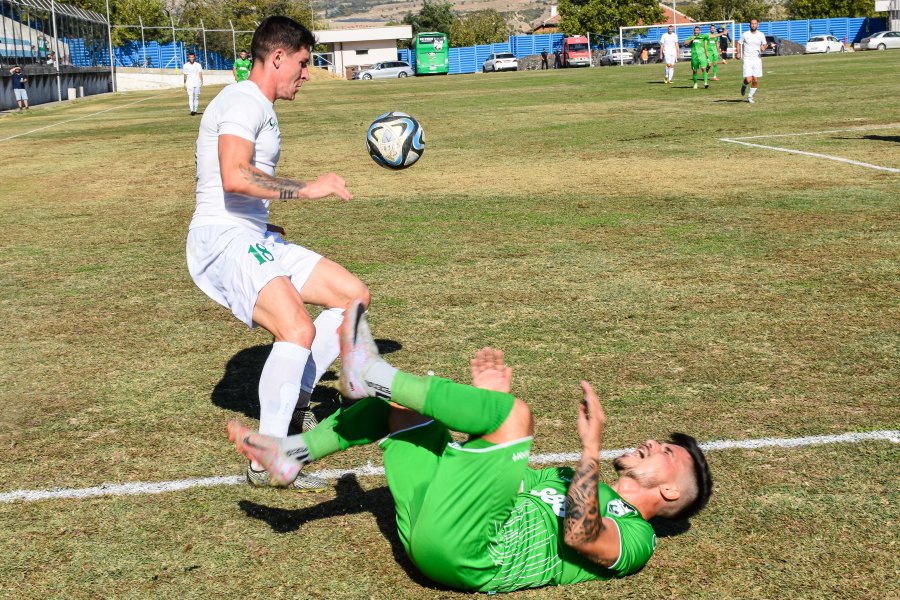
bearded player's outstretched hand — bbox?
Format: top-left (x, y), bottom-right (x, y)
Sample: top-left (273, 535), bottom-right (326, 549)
top-left (470, 347), bottom-right (512, 394)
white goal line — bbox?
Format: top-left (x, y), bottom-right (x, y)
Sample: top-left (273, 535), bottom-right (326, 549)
top-left (1, 429), bottom-right (896, 504)
top-left (720, 124), bottom-right (900, 174)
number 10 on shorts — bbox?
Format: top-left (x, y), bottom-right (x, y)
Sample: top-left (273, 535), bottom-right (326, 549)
top-left (248, 243), bottom-right (274, 265)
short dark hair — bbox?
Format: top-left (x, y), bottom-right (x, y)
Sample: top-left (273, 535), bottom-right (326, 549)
top-left (668, 432), bottom-right (713, 519)
top-left (251, 16), bottom-right (316, 63)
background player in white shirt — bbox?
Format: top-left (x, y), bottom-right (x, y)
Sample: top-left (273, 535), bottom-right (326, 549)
top-left (183, 52), bottom-right (203, 115)
top-left (737, 19), bottom-right (768, 103)
top-left (660, 25), bottom-right (679, 84)
top-left (187, 16), bottom-right (368, 490)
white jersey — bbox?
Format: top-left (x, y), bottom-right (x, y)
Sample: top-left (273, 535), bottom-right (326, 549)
top-left (739, 30), bottom-right (767, 60)
top-left (660, 32), bottom-right (679, 55)
top-left (183, 62), bottom-right (203, 88)
top-left (191, 81), bottom-right (280, 233)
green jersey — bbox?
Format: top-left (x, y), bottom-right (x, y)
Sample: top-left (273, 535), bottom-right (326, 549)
top-left (233, 57), bottom-right (252, 81)
top-left (482, 467), bottom-right (657, 593)
top-left (691, 34), bottom-right (710, 57)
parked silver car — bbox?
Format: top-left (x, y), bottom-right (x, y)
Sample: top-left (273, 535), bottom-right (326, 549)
top-left (355, 61), bottom-right (415, 80)
top-left (483, 52), bottom-right (518, 72)
top-left (859, 30), bottom-right (900, 50)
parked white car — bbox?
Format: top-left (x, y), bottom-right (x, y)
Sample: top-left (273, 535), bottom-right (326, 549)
top-left (805, 35), bottom-right (845, 54)
top-left (482, 53), bottom-right (518, 72)
top-left (600, 48), bottom-right (634, 65)
top-left (859, 30), bottom-right (900, 50)
top-left (355, 61), bottom-right (414, 80)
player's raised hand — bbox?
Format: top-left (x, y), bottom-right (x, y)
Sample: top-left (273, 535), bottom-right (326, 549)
top-left (577, 381), bottom-right (606, 453)
top-left (470, 347), bottom-right (512, 394)
top-left (303, 173), bottom-right (353, 201)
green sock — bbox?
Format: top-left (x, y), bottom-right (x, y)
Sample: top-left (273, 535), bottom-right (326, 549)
top-left (713, 65), bottom-right (718, 77)
top-left (392, 372), bottom-right (515, 436)
top-left (292, 397), bottom-right (392, 462)
top-left (693, 71), bottom-right (697, 83)
top-left (703, 70), bottom-right (708, 84)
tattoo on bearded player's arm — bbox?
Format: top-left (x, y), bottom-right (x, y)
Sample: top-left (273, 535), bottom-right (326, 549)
top-left (239, 165), bottom-right (306, 200)
top-left (564, 456), bottom-right (605, 550)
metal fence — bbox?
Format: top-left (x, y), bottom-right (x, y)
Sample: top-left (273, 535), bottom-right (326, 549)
top-left (1, 0), bottom-right (109, 68)
top-left (109, 22), bottom-right (255, 70)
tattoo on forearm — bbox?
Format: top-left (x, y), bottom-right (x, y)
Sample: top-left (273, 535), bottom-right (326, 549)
top-left (240, 165), bottom-right (305, 200)
top-left (564, 456), bottom-right (603, 546)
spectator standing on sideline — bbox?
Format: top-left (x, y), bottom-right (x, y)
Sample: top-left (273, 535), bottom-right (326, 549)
top-left (540, 49), bottom-right (549, 70)
top-left (183, 52), bottom-right (204, 116)
top-left (11, 66), bottom-right (28, 110)
top-left (553, 48), bottom-right (562, 69)
top-left (640, 47), bottom-right (649, 64)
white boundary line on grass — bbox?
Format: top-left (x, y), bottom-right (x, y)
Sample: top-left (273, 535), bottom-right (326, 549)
top-left (1, 429), bottom-right (896, 504)
top-left (720, 124), bottom-right (900, 174)
top-left (0, 95), bottom-right (158, 142)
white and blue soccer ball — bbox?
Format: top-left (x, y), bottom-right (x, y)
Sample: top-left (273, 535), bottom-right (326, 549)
top-left (366, 112), bottom-right (425, 170)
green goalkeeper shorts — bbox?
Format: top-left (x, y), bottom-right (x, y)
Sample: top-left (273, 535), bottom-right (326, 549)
top-left (708, 51), bottom-right (719, 63)
top-left (691, 55), bottom-right (708, 70)
top-left (380, 421), bottom-right (533, 591)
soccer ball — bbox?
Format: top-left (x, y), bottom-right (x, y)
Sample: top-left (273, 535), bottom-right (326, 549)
top-left (366, 112), bottom-right (425, 169)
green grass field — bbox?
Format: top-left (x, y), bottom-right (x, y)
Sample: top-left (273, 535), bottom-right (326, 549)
top-left (1, 52), bottom-right (898, 599)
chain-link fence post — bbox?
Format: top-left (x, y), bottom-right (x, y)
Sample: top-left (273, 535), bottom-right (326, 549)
top-left (104, 0), bottom-right (115, 90)
top-left (200, 19), bottom-right (207, 67)
top-left (139, 16), bottom-right (146, 67)
top-left (230, 19), bottom-right (236, 61)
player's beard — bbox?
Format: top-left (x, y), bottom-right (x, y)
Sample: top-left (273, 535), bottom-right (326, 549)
top-left (613, 456), bottom-right (663, 489)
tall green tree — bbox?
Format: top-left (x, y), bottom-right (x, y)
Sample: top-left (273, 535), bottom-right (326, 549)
top-left (683, 0), bottom-right (772, 23)
top-left (449, 10), bottom-right (511, 47)
top-left (558, 0), bottom-right (663, 38)
top-left (402, 0), bottom-right (457, 38)
top-left (785, 0), bottom-right (876, 19)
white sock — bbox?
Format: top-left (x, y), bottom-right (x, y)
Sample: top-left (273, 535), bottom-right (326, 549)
top-left (298, 308), bottom-right (345, 406)
top-left (258, 342), bottom-right (311, 440)
top-left (748, 87), bottom-right (757, 98)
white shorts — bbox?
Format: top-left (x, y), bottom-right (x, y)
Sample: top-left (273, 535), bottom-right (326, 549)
top-left (14, 89), bottom-right (28, 101)
top-left (663, 50), bottom-right (677, 65)
top-left (186, 225), bottom-right (323, 327)
top-left (742, 58), bottom-right (762, 78)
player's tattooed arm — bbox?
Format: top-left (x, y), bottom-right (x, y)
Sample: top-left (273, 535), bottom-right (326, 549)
top-left (564, 454), bottom-right (604, 547)
top-left (562, 382), bottom-right (619, 567)
top-left (239, 165), bottom-right (306, 200)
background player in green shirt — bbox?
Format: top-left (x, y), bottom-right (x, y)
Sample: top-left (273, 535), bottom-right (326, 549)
top-left (228, 300), bottom-right (714, 593)
top-left (232, 50), bottom-right (252, 82)
top-left (705, 25), bottom-right (727, 82)
top-left (685, 26), bottom-right (710, 89)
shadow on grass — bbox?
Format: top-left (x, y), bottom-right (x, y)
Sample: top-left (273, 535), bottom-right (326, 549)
top-left (211, 340), bottom-right (402, 433)
top-left (713, 99), bottom-right (748, 103)
top-left (649, 516), bottom-right (692, 538)
top-left (238, 474), bottom-right (444, 590)
top-left (831, 134), bottom-right (900, 143)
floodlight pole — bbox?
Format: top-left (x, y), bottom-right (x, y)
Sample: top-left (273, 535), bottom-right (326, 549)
top-left (104, 0), bottom-right (116, 91)
top-left (672, 2), bottom-right (676, 26)
top-left (139, 16), bottom-right (147, 67)
top-left (200, 19), bottom-right (208, 67)
top-left (50, 0), bottom-right (61, 101)
top-left (229, 20), bottom-right (236, 60)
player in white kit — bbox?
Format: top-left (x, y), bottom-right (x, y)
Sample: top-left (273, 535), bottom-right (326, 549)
top-left (183, 53), bottom-right (204, 115)
top-left (660, 25), bottom-right (680, 84)
top-left (737, 19), bottom-right (768, 104)
top-left (187, 16), bottom-right (369, 490)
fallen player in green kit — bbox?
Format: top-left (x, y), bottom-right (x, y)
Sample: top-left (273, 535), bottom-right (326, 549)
top-left (228, 300), bottom-right (713, 592)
